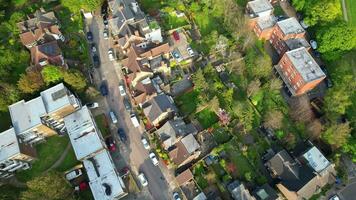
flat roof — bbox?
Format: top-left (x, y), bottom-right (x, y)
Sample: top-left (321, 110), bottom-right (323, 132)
top-left (40, 83), bottom-right (73, 114)
top-left (9, 97), bottom-right (47, 134)
top-left (0, 128), bottom-right (20, 162)
top-left (257, 16), bottom-right (277, 30)
top-left (83, 150), bottom-right (126, 200)
top-left (286, 47), bottom-right (325, 82)
top-left (303, 146), bottom-right (330, 173)
top-left (277, 17), bottom-right (304, 36)
top-left (64, 106), bottom-right (105, 160)
top-left (247, 0), bottom-right (273, 14)
top-left (285, 38), bottom-right (310, 50)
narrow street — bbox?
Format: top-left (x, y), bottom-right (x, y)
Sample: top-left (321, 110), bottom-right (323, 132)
top-left (85, 15), bottom-right (174, 200)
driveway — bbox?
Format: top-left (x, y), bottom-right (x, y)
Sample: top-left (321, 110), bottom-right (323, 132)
top-left (85, 15), bottom-right (174, 200)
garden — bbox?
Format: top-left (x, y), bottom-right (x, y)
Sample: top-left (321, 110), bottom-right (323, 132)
top-left (94, 114), bottom-right (111, 138)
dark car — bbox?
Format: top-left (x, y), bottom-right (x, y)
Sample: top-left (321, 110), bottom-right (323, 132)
top-left (277, 15), bottom-right (287, 21)
top-left (101, 2), bottom-right (108, 16)
top-left (117, 128), bottom-right (127, 143)
top-left (105, 136), bottom-right (116, 152)
top-left (93, 55), bottom-right (100, 68)
top-left (173, 31), bottom-right (180, 41)
top-left (123, 97), bottom-right (132, 111)
top-left (100, 81), bottom-right (108, 96)
top-left (86, 31), bottom-right (93, 41)
top-left (90, 43), bottom-right (97, 53)
top-left (119, 167), bottom-right (130, 178)
top-left (103, 15), bottom-right (108, 26)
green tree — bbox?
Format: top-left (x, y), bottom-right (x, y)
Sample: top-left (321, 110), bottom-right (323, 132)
top-left (20, 171), bottom-right (73, 200)
top-left (316, 22), bottom-right (356, 60)
top-left (0, 83), bottom-right (20, 112)
top-left (193, 68), bottom-right (208, 92)
top-left (342, 136), bottom-right (356, 162)
top-left (292, 0), bottom-right (306, 11)
top-left (41, 66), bottom-right (64, 85)
top-left (324, 87), bottom-right (352, 120)
top-left (63, 69), bottom-right (87, 92)
top-left (247, 79), bottom-right (261, 98)
top-left (61, 0), bottom-right (103, 12)
top-left (222, 88), bottom-right (234, 109)
top-left (17, 71), bottom-right (44, 94)
top-left (254, 54), bottom-right (272, 78)
top-left (233, 102), bottom-right (254, 134)
top-left (322, 122), bottom-right (351, 149)
top-left (304, 0), bottom-right (341, 26)
top-left (263, 110), bottom-right (284, 130)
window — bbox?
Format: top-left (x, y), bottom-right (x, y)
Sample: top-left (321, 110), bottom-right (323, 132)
top-left (293, 85), bottom-right (297, 90)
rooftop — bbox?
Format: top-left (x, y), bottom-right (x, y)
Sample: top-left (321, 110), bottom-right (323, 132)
top-left (286, 47), bottom-right (325, 82)
top-left (40, 83), bottom-right (76, 114)
top-left (285, 38), bottom-right (310, 50)
top-left (227, 180), bottom-right (254, 200)
top-left (0, 128), bottom-right (20, 162)
top-left (9, 97), bottom-right (47, 134)
top-left (175, 169), bottom-right (194, 186)
top-left (83, 150), bottom-right (126, 200)
top-left (181, 134), bottom-right (200, 154)
top-left (64, 106), bottom-right (105, 160)
top-left (247, 0), bottom-right (273, 15)
top-left (277, 17), bottom-right (304, 36)
top-left (302, 146), bottom-right (331, 173)
top-left (143, 94), bottom-right (178, 123)
top-left (257, 16), bottom-right (277, 30)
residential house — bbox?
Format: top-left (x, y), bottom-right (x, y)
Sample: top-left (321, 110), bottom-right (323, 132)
top-left (269, 18), bottom-right (307, 56)
top-left (175, 168), bottom-right (194, 187)
top-left (65, 106), bottom-right (127, 200)
top-left (274, 47), bottom-right (325, 96)
top-left (8, 83), bottom-right (80, 144)
top-left (252, 184), bottom-right (281, 200)
top-left (156, 118), bottom-right (197, 150)
top-left (265, 147), bottom-right (335, 200)
top-left (227, 180), bottom-right (256, 200)
top-left (30, 40), bottom-right (65, 70)
top-left (142, 94), bottom-right (178, 127)
top-left (193, 192), bottom-right (208, 200)
top-left (168, 134), bottom-right (200, 168)
top-left (0, 128), bottom-right (36, 179)
top-left (131, 77), bottom-right (157, 106)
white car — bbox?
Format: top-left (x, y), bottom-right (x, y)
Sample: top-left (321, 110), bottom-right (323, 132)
top-left (65, 169), bottom-right (82, 181)
top-left (187, 47), bottom-right (194, 56)
top-left (149, 152), bottom-right (159, 166)
top-left (173, 192), bottom-right (182, 200)
top-left (329, 195), bottom-right (340, 200)
top-left (109, 111), bottom-right (118, 124)
top-left (118, 85), bottom-right (126, 96)
top-left (103, 29), bottom-right (109, 39)
top-left (141, 138), bottom-right (150, 150)
top-left (108, 49), bottom-right (115, 61)
top-left (86, 102), bottom-right (99, 109)
top-left (138, 173), bottom-right (148, 187)
top-left (310, 40), bottom-right (318, 49)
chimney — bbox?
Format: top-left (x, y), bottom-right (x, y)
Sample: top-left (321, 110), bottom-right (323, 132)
top-left (134, 30), bottom-right (139, 36)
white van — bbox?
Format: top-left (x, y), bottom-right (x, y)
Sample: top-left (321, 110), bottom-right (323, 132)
top-left (109, 111), bottom-right (118, 124)
top-left (130, 114), bottom-right (139, 127)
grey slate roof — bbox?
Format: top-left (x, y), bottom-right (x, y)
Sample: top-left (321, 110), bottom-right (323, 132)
top-left (143, 94), bottom-right (178, 123)
top-left (181, 134), bottom-right (200, 154)
top-left (227, 180), bottom-right (255, 200)
top-left (252, 184), bottom-right (279, 200)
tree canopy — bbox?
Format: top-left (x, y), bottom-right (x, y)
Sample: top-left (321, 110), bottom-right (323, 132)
top-left (17, 71), bottom-right (44, 94)
top-left (41, 66), bottom-right (64, 85)
top-left (322, 122), bottom-right (351, 149)
top-left (0, 83), bottom-right (20, 112)
top-left (63, 69), bottom-right (87, 92)
top-left (300, 0), bottom-right (342, 26)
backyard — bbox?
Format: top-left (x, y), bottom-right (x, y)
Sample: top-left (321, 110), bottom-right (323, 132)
top-left (94, 114), bottom-right (111, 138)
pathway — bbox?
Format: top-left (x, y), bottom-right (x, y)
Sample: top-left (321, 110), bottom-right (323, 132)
top-left (45, 142), bottom-right (72, 172)
top-left (341, 0), bottom-right (348, 22)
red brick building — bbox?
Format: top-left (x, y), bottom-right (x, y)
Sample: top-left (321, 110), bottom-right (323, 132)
top-left (274, 47), bottom-right (325, 96)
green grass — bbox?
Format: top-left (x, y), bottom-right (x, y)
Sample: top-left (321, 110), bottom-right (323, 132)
top-left (94, 114), bottom-right (111, 138)
top-left (16, 136), bottom-right (69, 182)
top-left (194, 13), bottom-right (221, 36)
top-left (0, 184), bottom-right (25, 200)
top-left (195, 109), bottom-right (218, 129)
top-left (76, 189), bottom-right (94, 200)
top-left (55, 146), bottom-right (80, 172)
top-left (345, 0), bottom-right (356, 27)
top-left (162, 13), bottom-right (188, 30)
top-left (274, 4), bottom-right (285, 16)
top-left (175, 90), bottom-right (199, 116)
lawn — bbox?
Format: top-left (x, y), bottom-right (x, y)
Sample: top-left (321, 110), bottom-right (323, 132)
top-left (175, 90), bottom-right (199, 116)
top-left (195, 109), bottom-right (218, 129)
top-left (194, 13), bottom-right (221, 36)
top-left (55, 146), bottom-right (80, 172)
top-left (16, 136), bottom-right (69, 182)
top-left (0, 184), bottom-right (25, 200)
top-left (94, 114), bottom-right (111, 138)
top-left (162, 12), bottom-right (188, 30)
top-left (274, 4), bottom-right (285, 16)
top-left (345, 0), bottom-right (356, 27)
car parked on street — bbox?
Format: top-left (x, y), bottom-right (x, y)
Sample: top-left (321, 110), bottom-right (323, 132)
top-left (119, 167), bottom-right (130, 178)
top-left (149, 152), bottom-right (159, 166)
top-left (108, 48), bottom-right (115, 61)
top-left (118, 84), bottom-right (126, 96)
top-left (138, 173), bottom-right (148, 187)
top-left (93, 55), bottom-right (100, 68)
top-left (86, 31), bottom-right (93, 41)
top-left (100, 81), bottom-right (108, 96)
top-left (141, 138), bottom-right (150, 150)
top-left (103, 29), bottom-right (109, 39)
top-left (86, 102), bottom-right (99, 109)
top-left (74, 181), bottom-right (89, 192)
top-left (329, 195), bottom-right (340, 200)
top-left (310, 40), bottom-right (317, 49)
top-left (65, 169), bottom-right (83, 181)
top-left (187, 47), bottom-right (194, 56)
top-left (123, 97), bottom-right (132, 111)
top-left (91, 43), bottom-right (96, 53)
top-left (109, 111), bottom-right (118, 124)
top-left (105, 136), bottom-right (116, 152)
top-left (130, 114), bottom-right (140, 128)
top-left (117, 128), bottom-right (127, 143)
top-left (173, 192), bottom-right (182, 200)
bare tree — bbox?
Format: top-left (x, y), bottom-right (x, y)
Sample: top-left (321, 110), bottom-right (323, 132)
top-left (268, 78), bottom-right (283, 92)
top-left (247, 79), bottom-right (261, 97)
top-left (306, 119), bottom-right (323, 140)
top-left (263, 110), bottom-right (284, 130)
top-left (288, 95), bottom-right (314, 123)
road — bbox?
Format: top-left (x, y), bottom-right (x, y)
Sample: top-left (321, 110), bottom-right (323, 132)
top-left (85, 15), bottom-right (173, 200)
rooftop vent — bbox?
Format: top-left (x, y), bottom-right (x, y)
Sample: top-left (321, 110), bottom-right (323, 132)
top-left (88, 157), bottom-right (100, 177)
top-left (102, 183), bottom-right (112, 196)
top-left (51, 88), bottom-right (67, 101)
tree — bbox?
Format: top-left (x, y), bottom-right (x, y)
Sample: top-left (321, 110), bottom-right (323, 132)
top-left (41, 66), bottom-right (63, 85)
top-left (324, 87), bottom-right (352, 120)
top-left (247, 79), bottom-right (261, 98)
top-left (233, 102), bottom-right (254, 134)
top-left (322, 122), bottom-right (351, 149)
top-left (209, 96), bottom-right (220, 113)
top-left (288, 95), bottom-right (314, 123)
top-left (20, 171), bottom-right (73, 200)
top-left (263, 110), bottom-right (284, 130)
top-left (306, 119), bottom-right (323, 140)
top-left (61, 0), bottom-right (103, 13)
top-left (193, 68), bottom-right (208, 92)
top-left (254, 54), bottom-right (272, 78)
top-left (316, 22), bottom-right (356, 60)
top-left (268, 78), bottom-right (282, 92)
top-left (0, 83), bottom-right (20, 112)
top-left (63, 69), bottom-right (87, 92)
top-left (292, 0), bottom-right (306, 11)
top-left (222, 88), bottom-right (234, 109)
top-left (304, 0), bottom-right (342, 26)
top-left (17, 71), bottom-right (44, 94)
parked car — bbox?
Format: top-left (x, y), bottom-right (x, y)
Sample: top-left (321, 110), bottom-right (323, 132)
top-left (117, 128), bottom-right (127, 142)
top-left (300, 20), bottom-right (309, 29)
top-left (277, 15), bottom-right (287, 21)
top-left (130, 114), bottom-right (140, 128)
top-left (103, 15), bottom-right (108, 26)
top-left (173, 192), bottom-right (182, 200)
top-left (173, 31), bottom-right (180, 41)
top-left (329, 195), bottom-right (340, 200)
top-left (86, 31), bottom-right (93, 41)
top-left (103, 29), bottom-right (109, 39)
top-left (65, 169), bottom-right (82, 181)
top-left (141, 138), bottom-right (150, 150)
top-left (187, 47), bottom-right (194, 56)
top-left (105, 136), bottom-right (116, 152)
top-left (74, 181), bottom-right (89, 192)
top-left (108, 48), bottom-right (115, 61)
top-left (109, 111), bottom-right (118, 124)
top-left (101, 3), bottom-right (108, 17)
top-left (123, 97), bottom-right (132, 111)
top-left (118, 85), bottom-right (126, 96)
top-left (93, 55), bottom-right (100, 68)
top-left (149, 152), bottom-right (159, 166)
top-left (100, 82), bottom-right (108, 96)
top-left (138, 173), bottom-right (148, 187)
top-left (310, 40), bottom-right (318, 49)
top-left (119, 167), bottom-right (130, 178)
top-left (86, 102), bottom-right (99, 109)
top-left (91, 43), bottom-right (96, 53)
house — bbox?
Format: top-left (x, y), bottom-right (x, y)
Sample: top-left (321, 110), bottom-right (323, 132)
top-left (252, 184), bottom-right (281, 200)
top-left (265, 147), bottom-right (335, 200)
top-left (131, 77), bottom-right (157, 106)
top-left (0, 128), bottom-right (36, 179)
top-left (142, 94), bottom-right (178, 127)
top-left (8, 83), bottom-right (80, 144)
top-left (170, 76), bottom-right (193, 97)
top-left (269, 18), bottom-right (307, 55)
top-left (253, 16), bottom-right (277, 39)
top-left (64, 106), bottom-right (127, 200)
top-left (30, 40), bottom-right (65, 70)
top-left (193, 192), bottom-right (208, 200)
top-left (168, 134), bottom-right (200, 167)
top-left (156, 118), bottom-right (197, 150)
top-left (246, 0), bottom-right (274, 20)
top-left (175, 168), bottom-right (194, 186)
top-left (227, 180), bottom-right (256, 200)
top-left (274, 47), bottom-right (325, 96)
top-left (17, 8), bottom-right (64, 49)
